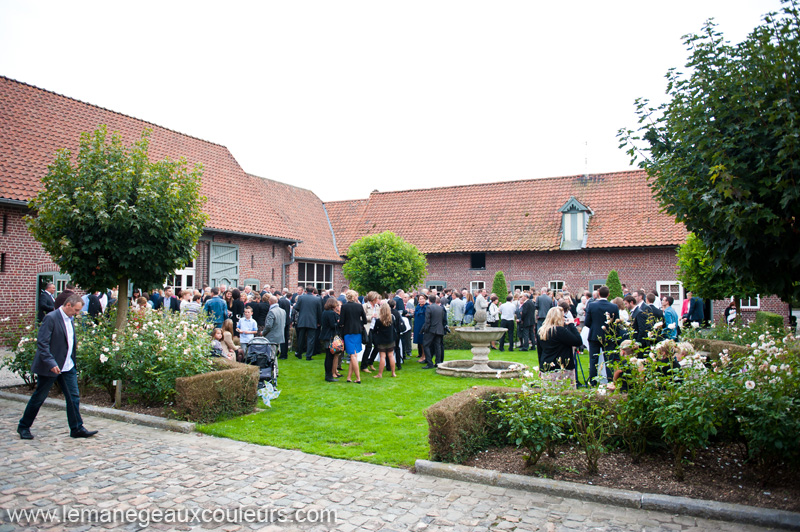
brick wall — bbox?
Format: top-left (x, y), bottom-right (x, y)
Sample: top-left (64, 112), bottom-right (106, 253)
top-left (712, 296), bottom-right (791, 326)
top-left (424, 247), bottom-right (682, 296)
top-left (0, 205), bottom-right (61, 320)
top-left (195, 233), bottom-right (292, 291)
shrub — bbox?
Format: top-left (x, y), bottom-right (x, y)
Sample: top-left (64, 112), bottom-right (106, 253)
top-left (491, 271), bottom-right (508, 299)
top-left (565, 390), bottom-right (617, 475)
top-left (77, 309), bottom-right (215, 404)
top-left (605, 270), bottom-right (623, 300)
top-left (755, 311), bottom-right (784, 329)
top-left (492, 388), bottom-right (569, 466)
top-left (424, 386), bottom-right (517, 463)
top-left (174, 358), bottom-right (259, 423)
top-left (0, 313), bottom-right (39, 388)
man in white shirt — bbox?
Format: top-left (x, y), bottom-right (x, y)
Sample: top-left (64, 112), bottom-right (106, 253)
top-left (18, 295), bottom-right (98, 440)
top-left (498, 295), bottom-right (517, 352)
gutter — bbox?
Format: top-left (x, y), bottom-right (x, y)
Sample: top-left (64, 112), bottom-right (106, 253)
top-left (282, 243), bottom-right (297, 290)
top-left (204, 227), bottom-right (301, 244)
top-left (0, 198), bottom-right (31, 207)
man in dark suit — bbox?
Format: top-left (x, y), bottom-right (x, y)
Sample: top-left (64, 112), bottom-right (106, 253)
top-left (53, 283), bottom-right (76, 309)
top-left (421, 295), bottom-right (446, 368)
top-left (160, 287), bottom-right (180, 313)
top-left (584, 285), bottom-right (620, 384)
top-left (633, 292), bottom-right (665, 347)
top-left (685, 294), bottom-right (705, 325)
top-left (518, 294), bottom-right (536, 351)
top-left (535, 289), bottom-right (556, 354)
top-left (18, 295), bottom-right (98, 440)
top-left (293, 285), bottom-right (322, 360)
top-left (629, 289), bottom-right (647, 324)
top-left (37, 283), bottom-right (56, 323)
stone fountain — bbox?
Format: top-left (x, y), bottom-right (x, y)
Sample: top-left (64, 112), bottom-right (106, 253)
top-left (436, 308), bottom-right (527, 378)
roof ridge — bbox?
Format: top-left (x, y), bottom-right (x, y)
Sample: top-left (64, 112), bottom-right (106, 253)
top-left (247, 173), bottom-right (319, 196)
top-left (1, 75), bottom-right (227, 149)
top-left (367, 170), bottom-right (646, 197)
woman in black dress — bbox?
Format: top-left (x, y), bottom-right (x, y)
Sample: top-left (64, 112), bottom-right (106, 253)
top-left (339, 290), bottom-right (367, 383)
top-left (320, 297), bottom-right (341, 382)
top-left (371, 302), bottom-right (400, 378)
top-left (230, 289), bottom-right (245, 336)
top-left (537, 306), bottom-right (583, 374)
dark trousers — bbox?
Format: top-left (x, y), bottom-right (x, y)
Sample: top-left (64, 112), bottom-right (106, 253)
top-left (324, 350), bottom-right (335, 378)
top-left (416, 332), bottom-right (425, 358)
top-left (361, 336), bottom-right (378, 369)
top-left (424, 333), bottom-right (444, 365)
top-left (402, 331), bottom-right (412, 359)
top-left (19, 369), bottom-right (83, 431)
top-left (499, 319), bottom-right (515, 351)
top-left (296, 327), bottom-right (316, 358)
top-left (535, 320), bottom-right (546, 354)
top-left (519, 324), bottom-right (534, 350)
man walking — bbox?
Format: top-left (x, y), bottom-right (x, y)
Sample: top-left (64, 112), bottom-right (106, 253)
top-left (18, 295), bottom-right (98, 440)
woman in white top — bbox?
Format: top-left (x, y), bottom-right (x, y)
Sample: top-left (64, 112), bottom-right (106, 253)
top-left (361, 291), bottom-right (382, 373)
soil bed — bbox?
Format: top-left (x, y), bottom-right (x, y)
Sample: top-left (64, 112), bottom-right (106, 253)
top-left (3, 384), bottom-right (167, 418)
top-left (464, 444), bottom-right (800, 513)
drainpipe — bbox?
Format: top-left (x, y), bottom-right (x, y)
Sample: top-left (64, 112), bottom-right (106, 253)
top-left (282, 243), bottom-right (297, 290)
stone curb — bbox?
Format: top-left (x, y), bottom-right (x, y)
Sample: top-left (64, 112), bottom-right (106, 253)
top-left (415, 459), bottom-right (800, 531)
top-left (0, 390), bottom-right (195, 433)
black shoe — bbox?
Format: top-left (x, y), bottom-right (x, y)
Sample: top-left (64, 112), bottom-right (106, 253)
top-left (306, 357), bottom-right (313, 361)
top-left (70, 427), bottom-right (98, 438)
top-left (278, 356), bottom-right (288, 360)
top-left (295, 354), bottom-right (302, 359)
top-left (17, 426), bottom-right (33, 440)
top-left (519, 348), bottom-right (528, 351)
top-left (509, 349), bottom-right (514, 352)
top-left (422, 364), bottom-right (436, 369)
top-left (325, 377), bottom-right (339, 382)
top-left (499, 348), bottom-right (505, 352)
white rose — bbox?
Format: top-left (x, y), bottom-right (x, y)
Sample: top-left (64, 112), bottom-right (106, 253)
top-left (745, 380), bottom-right (756, 390)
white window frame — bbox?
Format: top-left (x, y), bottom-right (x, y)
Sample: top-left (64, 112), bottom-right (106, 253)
top-left (470, 281), bottom-right (485, 293)
top-left (657, 280), bottom-right (683, 315)
top-left (297, 262), bottom-right (333, 291)
top-left (549, 280), bottom-right (564, 292)
top-left (168, 260), bottom-right (196, 293)
top-left (735, 294), bottom-right (760, 310)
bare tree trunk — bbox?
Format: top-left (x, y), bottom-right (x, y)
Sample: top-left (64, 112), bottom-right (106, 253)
top-left (116, 280), bottom-right (129, 332)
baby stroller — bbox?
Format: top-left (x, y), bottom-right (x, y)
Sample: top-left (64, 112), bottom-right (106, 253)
top-left (245, 337), bottom-right (278, 389)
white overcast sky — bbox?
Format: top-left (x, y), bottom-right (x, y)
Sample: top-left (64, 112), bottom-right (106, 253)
top-left (0, 0), bottom-right (782, 201)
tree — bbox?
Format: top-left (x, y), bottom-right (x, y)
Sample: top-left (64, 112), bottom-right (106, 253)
top-left (342, 231), bottom-right (427, 295)
top-left (605, 270), bottom-right (623, 300)
top-left (491, 271), bottom-right (508, 299)
top-left (27, 126), bottom-right (208, 330)
top-left (677, 233), bottom-right (759, 316)
top-left (619, 1), bottom-right (800, 302)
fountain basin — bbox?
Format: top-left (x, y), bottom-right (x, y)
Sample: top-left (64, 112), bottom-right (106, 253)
top-left (436, 359), bottom-right (527, 378)
top-left (436, 324), bottom-right (527, 378)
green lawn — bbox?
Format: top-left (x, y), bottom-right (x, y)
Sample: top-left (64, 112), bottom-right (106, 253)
top-left (199, 347), bottom-right (591, 468)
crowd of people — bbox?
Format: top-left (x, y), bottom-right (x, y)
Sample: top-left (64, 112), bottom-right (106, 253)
top-left (38, 278), bottom-right (705, 388)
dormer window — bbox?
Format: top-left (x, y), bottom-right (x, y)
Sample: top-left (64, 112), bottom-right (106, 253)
top-left (558, 197), bottom-right (592, 250)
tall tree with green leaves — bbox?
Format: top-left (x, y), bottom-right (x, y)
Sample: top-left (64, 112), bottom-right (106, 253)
top-left (342, 231), bottom-right (428, 295)
top-left (491, 271), bottom-right (508, 299)
top-left (605, 270), bottom-right (623, 300)
top-left (677, 233), bottom-right (759, 316)
top-left (27, 126), bottom-right (208, 330)
top-left (619, 1), bottom-right (800, 302)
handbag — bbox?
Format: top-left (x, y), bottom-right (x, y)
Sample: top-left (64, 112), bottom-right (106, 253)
top-left (330, 335), bottom-right (344, 354)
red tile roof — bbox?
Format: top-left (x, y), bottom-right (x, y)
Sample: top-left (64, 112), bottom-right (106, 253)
top-left (325, 171), bottom-right (687, 254)
top-left (0, 76), bottom-right (301, 243)
top-left (248, 175), bottom-right (342, 262)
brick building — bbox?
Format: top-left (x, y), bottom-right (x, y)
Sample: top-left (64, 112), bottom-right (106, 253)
top-left (0, 76), bottom-right (790, 325)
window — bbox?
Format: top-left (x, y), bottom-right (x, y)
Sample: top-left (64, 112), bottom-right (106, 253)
top-left (0, 252), bottom-right (5, 273)
top-left (511, 281), bottom-right (535, 293)
top-left (588, 279), bottom-right (605, 293)
top-left (297, 262), bottom-right (333, 291)
top-left (470, 281), bottom-right (485, 293)
top-left (169, 261), bottom-right (197, 292)
top-left (549, 280), bottom-right (564, 292)
top-left (470, 253), bottom-right (486, 269)
top-left (737, 295), bottom-right (760, 310)
top-left (558, 197), bottom-right (592, 250)
top-left (426, 281), bottom-right (446, 291)
top-left (243, 278), bottom-right (260, 291)
top-left (657, 280), bottom-right (683, 314)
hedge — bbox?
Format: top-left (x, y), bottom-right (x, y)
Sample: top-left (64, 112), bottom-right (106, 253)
top-left (424, 385), bottom-right (518, 463)
top-left (687, 338), bottom-right (752, 362)
top-left (755, 311), bottom-right (784, 329)
top-left (174, 358), bottom-right (259, 423)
